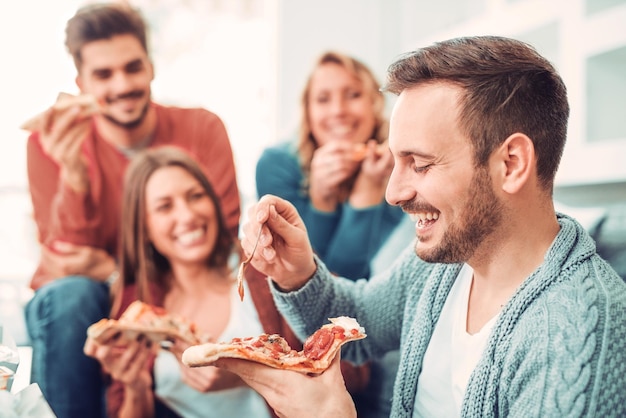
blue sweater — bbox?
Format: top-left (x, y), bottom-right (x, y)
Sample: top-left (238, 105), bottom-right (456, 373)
top-left (272, 213), bottom-right (626, 417)
top-left (256, 141), bottom-right (405, 280)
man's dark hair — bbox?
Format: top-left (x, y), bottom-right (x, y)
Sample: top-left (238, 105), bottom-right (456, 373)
top-left (65, 2), bottom-right (149, 70)
top-left (384, 36), bottom-right (570, 191)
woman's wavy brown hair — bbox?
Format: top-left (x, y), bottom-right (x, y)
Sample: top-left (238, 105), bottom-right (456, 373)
top-left (111, 146), bottom-right (235, 317)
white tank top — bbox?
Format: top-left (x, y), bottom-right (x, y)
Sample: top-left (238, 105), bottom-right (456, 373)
top-left (154, 281), bottom-right (272, 418)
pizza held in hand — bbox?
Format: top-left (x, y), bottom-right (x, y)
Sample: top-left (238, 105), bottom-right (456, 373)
top-left (87, 300), bottom-right (208, 345)
top-left (20, 92), bottom-right (100, 132)
top-left (351, 141), bottom-right (388, 162)
top-left (182, 316), bottom-right (366, 374)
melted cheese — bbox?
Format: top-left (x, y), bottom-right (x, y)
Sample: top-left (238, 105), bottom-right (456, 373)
top-left (329, 316), bottom-right (365, 336)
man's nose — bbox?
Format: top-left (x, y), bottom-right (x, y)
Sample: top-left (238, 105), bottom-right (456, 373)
top-left (110, 72), bottom-right (134, 94)
top-left (385, 165), bottom-right (414, 206)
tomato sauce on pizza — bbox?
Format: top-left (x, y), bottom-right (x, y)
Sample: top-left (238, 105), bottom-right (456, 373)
top-left (182, 316), bottom-right (366, 374)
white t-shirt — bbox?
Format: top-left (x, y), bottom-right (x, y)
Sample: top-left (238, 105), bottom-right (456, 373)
top-left (413, 264), bottom-right (500, 418)
top-left (154, 281), bottom-right (272, 418)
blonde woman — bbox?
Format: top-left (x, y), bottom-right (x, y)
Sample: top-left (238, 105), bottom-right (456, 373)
top-left (256, 51), bottom-right (406, 280)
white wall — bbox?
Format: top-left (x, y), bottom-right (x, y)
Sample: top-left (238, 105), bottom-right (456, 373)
top-left (274, 0), bottom-right (405, 139)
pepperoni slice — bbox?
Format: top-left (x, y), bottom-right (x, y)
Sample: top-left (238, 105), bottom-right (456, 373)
top-left (303, 328), bottom-right (336, 360)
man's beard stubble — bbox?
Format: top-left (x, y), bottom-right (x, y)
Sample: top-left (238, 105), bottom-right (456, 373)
top-left (103, 101), bottom-right (150, 130)
top-left (101, 89), bottom-right (151, 129)
top-left (416, 167), bottom-right (504, 264)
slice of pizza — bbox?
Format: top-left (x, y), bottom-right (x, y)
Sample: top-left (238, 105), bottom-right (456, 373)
top-left (20, 92), bottom-right (100, 131)
top-left (351, 141), bottom-right (388, 162)
top-left (87, 300), bottom-right (208, 346)
top-left (181, 316), bottom-right (366, 374)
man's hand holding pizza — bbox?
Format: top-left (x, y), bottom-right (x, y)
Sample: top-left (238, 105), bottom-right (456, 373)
top-left (24, 93), bottom-right (100, 193)
top-left (242, 194), bottom-right (317, 291)
top-left (39, 104), bottom-right (93, 193)
top-left (214, 350), bottom-right (357, 418)
top-left (168, 339), bottom-right (245, 393)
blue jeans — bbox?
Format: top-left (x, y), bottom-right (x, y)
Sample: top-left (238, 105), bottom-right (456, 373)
top-left (25, 276), bottom-right (110, 418)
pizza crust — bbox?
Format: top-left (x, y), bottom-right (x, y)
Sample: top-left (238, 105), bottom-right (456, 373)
top-left (87, 318), bottom-right (201, 345)
top-left (20, 92), bottom-right (100, 132)
top-left (86, 300), bottom-right (207, 345)
top-left (350, 142), bottom-right (388, 162)
top-left (182, 316), bottom-right (366, 374)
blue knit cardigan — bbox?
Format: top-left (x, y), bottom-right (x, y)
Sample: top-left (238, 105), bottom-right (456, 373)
top-left (272, 213), bottom-right (626, 417)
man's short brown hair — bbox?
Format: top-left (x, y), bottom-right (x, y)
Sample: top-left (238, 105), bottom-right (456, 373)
top-left (65, 3), bottom-right (149, 70)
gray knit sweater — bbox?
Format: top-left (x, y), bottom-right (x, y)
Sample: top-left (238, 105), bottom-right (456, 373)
top-left (272, 213), bottom-right (626, 417)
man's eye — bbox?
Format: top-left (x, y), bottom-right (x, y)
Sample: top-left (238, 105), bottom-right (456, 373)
top-left (125, 59), bottom-right (145, 74)
top-left (93, 70), bottom-right (111, 80)
top-left (126, 63), bottom-right (144, 73)
top-left (414, 164), bottom-right (432, 174)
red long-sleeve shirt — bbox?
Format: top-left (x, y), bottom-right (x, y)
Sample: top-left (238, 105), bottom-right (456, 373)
top-left (27, 103), bottom-right (241, 290)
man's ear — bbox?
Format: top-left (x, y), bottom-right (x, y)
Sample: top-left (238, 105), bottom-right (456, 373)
top-left (496, 133), bottom-right (535, 194)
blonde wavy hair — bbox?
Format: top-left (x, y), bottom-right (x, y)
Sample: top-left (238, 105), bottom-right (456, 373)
top-left (297, 51), bottom-right (388, 200)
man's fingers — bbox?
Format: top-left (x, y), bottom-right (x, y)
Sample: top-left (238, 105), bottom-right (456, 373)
top-left (48, 106), bottom-right (82, 133)
top-left (212, 358), bottom-right (251, 375)
top-left (50, 122), bottom-right (89, 165)
top-left (262, 201), bottom-right (305, 243)
top-left (40, 108), bottom-right (90, 169)
top-left (255, 194), bottom-right (281, 223)
top-left (215, 359), bottom-right (303, 409)
top-left (41, 107), bottom-right (55, 133)
top-left (323, 349), bottom-right (343, 381)
top-left (213, 358), bottom-right (283, 387)
top-left (41, 106), bottom-right (78, 143)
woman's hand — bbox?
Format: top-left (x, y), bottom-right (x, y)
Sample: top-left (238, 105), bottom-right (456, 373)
top-left (309, 141), bottom-right (361, 211)
top-left (350, 140), bottom-right (394, 208)
top-left (84, 333), bottom-right (156, 392)
top-left (85, 334), bottom-right (157, 418)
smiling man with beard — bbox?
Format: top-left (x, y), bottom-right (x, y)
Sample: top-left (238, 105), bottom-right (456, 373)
top-left (219, 36), bottom-right (626, 418)
top-left (23, 3), bottom-right (240, 418)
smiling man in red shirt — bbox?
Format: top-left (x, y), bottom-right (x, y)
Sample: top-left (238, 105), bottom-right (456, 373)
top-left (24, 4), bottom-right (240, 417)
